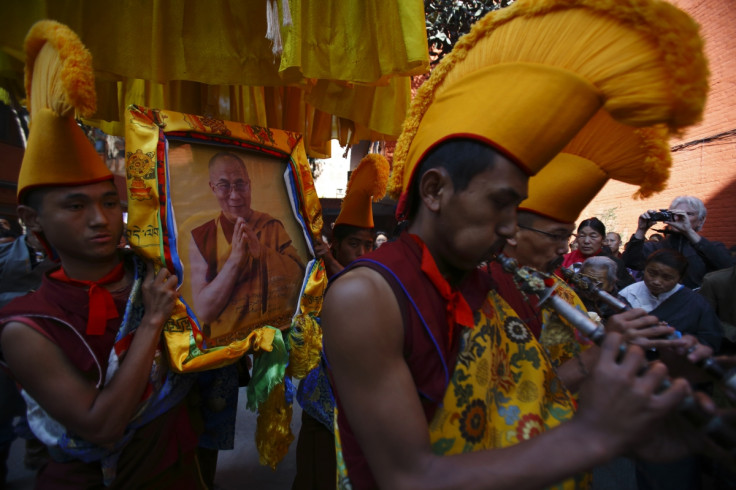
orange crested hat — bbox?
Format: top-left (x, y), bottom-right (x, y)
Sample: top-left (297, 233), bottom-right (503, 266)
top-left (388, 0), bottom-right (708, 219)
top-left (334, 154), bottom-right (390, 229)
top-left (17, 20), bottom-right (112, 203)
top-left (519, 110), bottom-right (672, 224)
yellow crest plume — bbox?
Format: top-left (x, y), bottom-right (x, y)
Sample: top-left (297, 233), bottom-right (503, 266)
top-left (24, 20), bottom-right (96, 120)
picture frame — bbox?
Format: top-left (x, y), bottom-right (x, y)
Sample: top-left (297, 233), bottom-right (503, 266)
top-left (124, 105), bottom-right (323, 371)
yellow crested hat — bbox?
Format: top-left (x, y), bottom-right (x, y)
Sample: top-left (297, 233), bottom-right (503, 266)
top-left (334, 154), bottom-right (390, 229)
top-left (389, 0), bottom-right (708, 219)
top-left (17, 20), bottom-right (112, 203)
top-left (519, 110), bottom-right (671, 224)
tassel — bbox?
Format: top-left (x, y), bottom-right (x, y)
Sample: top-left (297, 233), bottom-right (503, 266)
top-left (266, 0), bottom-right (283, 57)
top-left (281, 0), bottom-right (292, 27)
top-left (255, 382), bottom-right (294, 469)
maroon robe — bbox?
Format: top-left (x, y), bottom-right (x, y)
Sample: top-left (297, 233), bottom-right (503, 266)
top-left (0, 267), bottom-right (203, 489)
top-left (325, 232), bottom-right (493, 489)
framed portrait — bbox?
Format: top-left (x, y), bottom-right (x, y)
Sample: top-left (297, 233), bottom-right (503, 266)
top-left (124, 105), bottom-right (323, 372)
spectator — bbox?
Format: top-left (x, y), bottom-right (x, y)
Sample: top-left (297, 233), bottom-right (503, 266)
top-left (700, 265), bottom-right (736, 355)
top-left (619, 249), bottom-right (722, 351)
top-left (579, 256), bottom-right (626, 321)
top-left (622, 196), bottom-right (734, 288)
top-left (563, 218), bottom-right (635, 290)
top-left (619, 248), bottom-right (723, 490)
top-left (373, 230), bottom-right (388, 250)
top-left (0, 228), bottom-right (55, 484)
top-left (603, 232), bottom-right (622, 257)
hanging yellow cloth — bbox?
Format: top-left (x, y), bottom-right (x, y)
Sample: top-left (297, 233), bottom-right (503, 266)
top-left (0, 0), bottom-right (429, 156)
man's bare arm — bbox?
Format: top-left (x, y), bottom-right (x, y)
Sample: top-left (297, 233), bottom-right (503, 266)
top-left (0, 266), bottom-right (177, 446)
top-left (323, 267), bottom-right (691, 490)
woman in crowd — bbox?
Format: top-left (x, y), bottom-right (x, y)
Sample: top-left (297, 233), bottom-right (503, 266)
top-left (563, 217), bottom-right (634, 290)
top-left (618, 248), bottom-right (722, 351)
top-left (619, 249), bottom-right (724, 490)
top-left (373, 230), bottom-right (388, 250)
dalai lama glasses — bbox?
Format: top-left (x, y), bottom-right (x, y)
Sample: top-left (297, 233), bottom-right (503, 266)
top-left (213, 181), bottom-right (250, 195)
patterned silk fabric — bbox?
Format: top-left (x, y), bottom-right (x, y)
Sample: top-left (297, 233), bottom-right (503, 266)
top-left (428, 290), bottom-right (592, 490)
top-left (539, 277), bottom-right (594, 369)
top-left (334, 287), bottom-right (591, 489)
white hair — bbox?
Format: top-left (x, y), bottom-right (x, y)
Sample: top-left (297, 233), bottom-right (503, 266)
top-left (670, 195), bottom-right (707, 224)
top-left (581, 256), bottom-right (618, 285)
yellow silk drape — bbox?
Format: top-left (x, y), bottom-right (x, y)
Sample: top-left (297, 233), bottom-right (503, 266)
top-left (0, 0), bottom-right (429, 157)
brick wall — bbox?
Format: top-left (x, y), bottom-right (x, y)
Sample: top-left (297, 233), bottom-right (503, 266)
top-left (579, 0), bottom-right (736, 249)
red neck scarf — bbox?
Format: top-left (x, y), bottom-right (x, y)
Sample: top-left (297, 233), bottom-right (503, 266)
top-left (49, 262), bottom-right (126, 336)
top-left (411, 235), bottom-right (474, 346)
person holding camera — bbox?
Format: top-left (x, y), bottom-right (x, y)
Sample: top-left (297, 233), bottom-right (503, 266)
top-left (621, 196), bottom-right (734, 289)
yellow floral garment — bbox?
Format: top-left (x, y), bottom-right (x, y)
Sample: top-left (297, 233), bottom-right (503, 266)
top-left (428, 289), bottom-right (592, 490)
top-left (539, 277), bottom-right (594, 369)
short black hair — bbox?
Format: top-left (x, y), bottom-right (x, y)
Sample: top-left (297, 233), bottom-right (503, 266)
top-left (645, 248), bottom-right (688, 279)
top-left (332, 224), bottom-right (372, 244)
top-left (577, 217), bottom-right (606, 236)
top-left (406, 138), bottom-right (502, 219)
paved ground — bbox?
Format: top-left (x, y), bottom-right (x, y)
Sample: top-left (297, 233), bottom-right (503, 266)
top-left (5, 387), bottom-right (302, 490)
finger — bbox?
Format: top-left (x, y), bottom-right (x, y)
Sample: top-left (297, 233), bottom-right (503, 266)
top-left (618, 343), bottom-right (648, 374)
top-left (693, 390), bottom-right (717, 414)
top-left (627, 325), bottom-right (677, 340)
top-left (687, 344), bottom-right (713, 364)
top-left (145, 262), bottom-right (155, 282)
top-left (599, 332), bottom-right (626, 364)
top-left (628, 317), bottom-right (665, 332)
top-left (651, 377), bottom-right (690, 412)
top-left (156, 268), bottom-right (176, 286)
top-left (616, 308), bottom-right (651, 321)
top-left (633, 338), bottom-right (685, 351)
top-left (636, 361), bottom-right (669, 393)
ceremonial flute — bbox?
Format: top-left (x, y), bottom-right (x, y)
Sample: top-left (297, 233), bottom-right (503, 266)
top-left (494, 253), bottom-right (736, 453)
top-left (558, 265), bottom-right (736, 398)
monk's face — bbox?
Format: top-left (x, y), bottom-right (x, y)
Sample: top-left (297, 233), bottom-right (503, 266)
top-left (209, 156), bottom-right (252, 222)
top-left (430, 160), bottom-right (527, 275)
top-left (334, 228), bottom-right (374, 266)
top-left (22, 181), bottom-right (124, 268)
top-left (512, 214), bottom-right (574, 273)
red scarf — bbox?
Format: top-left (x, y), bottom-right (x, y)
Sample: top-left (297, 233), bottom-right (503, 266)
top-left (49, 262), bottom-right (126, 336)
top-left (411, 235), bottom-right (474, 347)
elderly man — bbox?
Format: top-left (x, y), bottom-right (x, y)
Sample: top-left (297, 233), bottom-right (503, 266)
top-left (189, 151), bottom-right (304, 343)
top-left (622, 196), bottom-right (734, 288)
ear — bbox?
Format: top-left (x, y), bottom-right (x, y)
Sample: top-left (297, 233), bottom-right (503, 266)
top-left (418, 168), bottom-right (451, 213)
top-left (17, 205), bottom-right (41, 233)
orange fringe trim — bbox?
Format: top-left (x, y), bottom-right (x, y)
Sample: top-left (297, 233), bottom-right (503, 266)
top-left (388, 0), bottom-right (708, 200)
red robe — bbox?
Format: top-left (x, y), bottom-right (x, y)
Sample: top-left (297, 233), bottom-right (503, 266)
top-left (0, 268), bottom-right (203, 489)
top-left (326, 233), bottom-right (492, 489)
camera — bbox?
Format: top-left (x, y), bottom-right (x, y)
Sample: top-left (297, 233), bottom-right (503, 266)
top-left (649, 209), bottom-right (676, 222)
